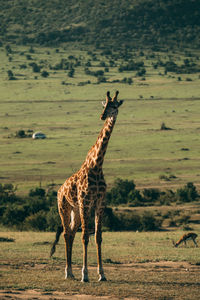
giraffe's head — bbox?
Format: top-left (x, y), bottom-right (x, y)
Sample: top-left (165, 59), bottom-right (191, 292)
top-left (100, 91), bottom-right (123, 120)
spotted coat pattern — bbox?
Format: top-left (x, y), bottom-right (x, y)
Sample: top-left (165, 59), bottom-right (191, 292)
top-left (57, 91), bottom-right (123, 282)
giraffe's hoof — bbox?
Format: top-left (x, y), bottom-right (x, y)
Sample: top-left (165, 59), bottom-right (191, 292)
top-left (98, 275), bottom-right (107, 282)
top-left (81, 277), bottom-right (89, 283)
top-left (65, 270), bottom-right (75, 280)
top-left (81, 267), bottom-right (89, 282)
top-left (65, 274), bottom-right (75, 280)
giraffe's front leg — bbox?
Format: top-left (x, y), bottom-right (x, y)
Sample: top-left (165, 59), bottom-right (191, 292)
top-left (80, 205), bottom-right (90, 282)
top-left (95, 209), bottom-right (107, 282)
top-left (81, 230), bottom-right (90, 282)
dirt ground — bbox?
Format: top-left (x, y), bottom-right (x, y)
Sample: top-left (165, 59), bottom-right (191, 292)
top-left (1, 261), bottom-right (199, 300)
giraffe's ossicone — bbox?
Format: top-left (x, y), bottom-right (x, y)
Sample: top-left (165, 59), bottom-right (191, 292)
top-left (50, 91), bottom-right (124, 282)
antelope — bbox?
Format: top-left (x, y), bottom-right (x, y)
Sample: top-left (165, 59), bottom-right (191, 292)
top-left (173, 232), bottom-right (198, 248)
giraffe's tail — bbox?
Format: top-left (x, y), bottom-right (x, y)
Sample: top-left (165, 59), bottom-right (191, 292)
top-left (50, 225), bottom-right (63, 257)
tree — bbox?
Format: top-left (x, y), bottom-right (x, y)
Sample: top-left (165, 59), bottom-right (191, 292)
top-left (7, 70), bottom-right (16, 80)
top-left (176, 182), bottom-right (198, 202)
top-left (5, 45), bottom-right (12, 54)
top-left (41, 70), bottom-right (49, 78)
top-left (136, 68), bottom-right (146, 77)
top-left (106, 178), bottom-right (136, 205)
top-left (15, 130), bottom-right (26, 138)
top-left (32, 63), bottom-right (40, 72)
top-left (29, 187), bottom-right (46, 198)
top-left (68, 68), bottom-right (75, 77)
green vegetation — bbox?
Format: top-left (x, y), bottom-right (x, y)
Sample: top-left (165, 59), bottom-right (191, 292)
top-left (0, 44), bottom-right (200, 194)
top-left (0, 180), bottom-right (199, 232)
top-left (0, 0), bottom-right (200, 49)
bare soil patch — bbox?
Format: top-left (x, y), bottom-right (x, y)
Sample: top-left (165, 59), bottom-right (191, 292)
top-left (1, 261), bottom-right (199, 299)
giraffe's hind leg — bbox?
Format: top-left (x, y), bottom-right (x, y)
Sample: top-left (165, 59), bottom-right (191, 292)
top-left (58, 196), bottom-right (75, 279)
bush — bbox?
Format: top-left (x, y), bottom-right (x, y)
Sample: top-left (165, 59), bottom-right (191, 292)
top-left (25, 211), bottom-right (47, 231)
top-left (128, 190), bottom-right (143, 206)
top-left (29, 187), bottom-right (46, 198)
top-left (176, 182), bottom-right (198, 202)
top-left (2, 204), bottom-right (28, 227)
top-left (136, 68), bottom-right (146, 77)
top-left (102, 207), bottom-right (118, 231)
top-left (0, 183), bottom-right (18, 204)
top-left (117, 213), bottom-right (141, 231)
top-left (68, 68), bottom-right (75, 77)
top-left (97, 75), bottom-right (106, 83)
top-left (32, 63), bottom-right (41, 73)
top-left (140, 211), bottom-right (162, 231)
top-left (142, 188), bottom-right (161, 204)
top-left (46, 205), bottom-right (60, 231)
top-left (15, 130), bottom-right (26, 138)
top-left (7, 70), bottom-right (16, 80)
top-left (106, 178), bottom-right (136, 205)
top-left (41, 70), bottom-right (49, 78)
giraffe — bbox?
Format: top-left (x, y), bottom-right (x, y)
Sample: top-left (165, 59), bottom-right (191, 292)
top-left (50, 91), bottom-right (123, 282)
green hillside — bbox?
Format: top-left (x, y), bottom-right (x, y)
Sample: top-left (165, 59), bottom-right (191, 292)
top-left (0, 0), bottom-right (200, 48)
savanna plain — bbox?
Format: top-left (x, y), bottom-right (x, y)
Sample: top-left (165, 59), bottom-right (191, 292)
top-left (0, 44), bottom-right (200, 299)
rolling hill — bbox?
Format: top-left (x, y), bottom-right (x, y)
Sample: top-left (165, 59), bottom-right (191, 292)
top-left (0, 0), bottom-right (200, 49)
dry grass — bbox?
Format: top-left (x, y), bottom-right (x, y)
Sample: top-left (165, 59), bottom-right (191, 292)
top-left (0, 230), bottom-right (200, 299)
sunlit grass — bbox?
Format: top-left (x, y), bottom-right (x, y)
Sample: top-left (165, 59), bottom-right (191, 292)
top-left (0, 45), bottom-right (200, 192)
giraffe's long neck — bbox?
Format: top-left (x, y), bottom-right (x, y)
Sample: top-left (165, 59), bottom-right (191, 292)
top-left (85, 116), bottom-right (116, 170)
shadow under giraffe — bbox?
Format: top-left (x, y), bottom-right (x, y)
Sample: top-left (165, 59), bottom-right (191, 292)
top-left (50, 91), bottom-right (124, 282)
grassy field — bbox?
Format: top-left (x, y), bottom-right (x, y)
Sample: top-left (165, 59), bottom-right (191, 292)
top-left (0, 229), bottom-right (200, 299)
top-left (0, 45), bottom-right (200, 194)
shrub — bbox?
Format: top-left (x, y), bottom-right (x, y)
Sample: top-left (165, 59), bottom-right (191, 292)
top-left (117, 213), bottom-right (141, 231)
top-left (46, 205), bottom-right (60, 231)
top-left (0, 183), bottom-right (18, 204)
top-left (142, 188), bottom-right (161, 204)
top-left (176, 182), bottom-right (198, 202)
top-left (106, 178), bottom-right (136, 205)
top-left (136, 68), bottom-right (146, 77)
top-left (97, 75), bottom-right (106, 83)
top-left (29, 46), bottom-right (35, 53)
top-left (128, 190), bottom-right (143, 206)
top-left (41, 70), bottom-right (49, 78)
top-left (68, 68), bottom-right (75, 77)
top-left (25, 211), bottom-right (47, 231)
top-left (27, 198), bottom-right (48, 214)
top-left (5, 45), bottom-right (12, 54)
top-left (2, 204), bottom-right (28, 227)
top-left (15, 130), bottom-right (26, 138)
top-left (102, 207), bottom-right (118, 231)
top-left (7, 70), bottom-right (16, 80)
top-left (29, 187), bottom-right (46, 198)
top-left (140, 211), bottom-right (162, 231)
top-left (32, 63), bottom-right (41, 73)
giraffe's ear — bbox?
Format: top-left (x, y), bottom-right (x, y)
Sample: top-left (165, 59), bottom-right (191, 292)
top-left (112, 90), bottom-right (119, 102)
top-left (118, 100), bottom-right (124, 107)
top-left (102, 101), bottom-right (106, 107)
top-left (106, 91), bottom-right (112, 102)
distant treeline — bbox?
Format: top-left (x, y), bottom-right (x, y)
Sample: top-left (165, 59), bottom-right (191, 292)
top-left (0, 179), bottom-right (198, 232)
top-left (0, 0), bottom-right (200, 48)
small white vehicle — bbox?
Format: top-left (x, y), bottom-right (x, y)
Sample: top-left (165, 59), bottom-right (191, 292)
top-left (32, 132), bottom-right (46, 139)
